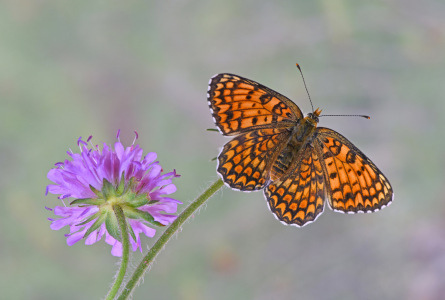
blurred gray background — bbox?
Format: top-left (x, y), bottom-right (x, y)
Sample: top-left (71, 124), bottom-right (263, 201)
top-left (1, 1), bottom-right (444, 299)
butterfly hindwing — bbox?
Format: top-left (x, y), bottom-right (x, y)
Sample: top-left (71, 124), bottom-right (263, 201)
top-left (217, 127), bottom-right (291, 191)
top-left (264, 144), bottom-right (326, 226)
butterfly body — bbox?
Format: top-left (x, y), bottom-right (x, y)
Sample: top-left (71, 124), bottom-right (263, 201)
top-left (270, 109), bottom-right (320, 183)
top-left (207, 73), bottom-right (393, 227)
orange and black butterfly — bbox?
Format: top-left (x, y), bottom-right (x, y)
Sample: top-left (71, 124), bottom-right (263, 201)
top-left (207, 67), bottom-right (393, 227)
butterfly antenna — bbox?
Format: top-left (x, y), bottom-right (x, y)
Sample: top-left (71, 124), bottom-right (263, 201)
top-left (321, 114), bottom-right (371, 119)
top-left (296, 63), bottom-right (314, 113)
top-left (296, 64), bottom-right (369, 120)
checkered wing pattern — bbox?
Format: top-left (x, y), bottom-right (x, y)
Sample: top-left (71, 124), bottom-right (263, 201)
top-left (264, 144), bottom-right (326, 226)
top-left (315, 128), bottom-right (393, 213)
top-left (208, 73), bottom-right (303, 135)
top-left (217, 127), bottom-right (291, 191)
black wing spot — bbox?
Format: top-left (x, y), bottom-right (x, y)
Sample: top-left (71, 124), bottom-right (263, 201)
top-left (346, 151), bottom-right (357, 164)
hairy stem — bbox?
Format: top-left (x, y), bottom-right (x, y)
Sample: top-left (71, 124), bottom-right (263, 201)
top-left (106, 205), bottom-right (130, 300)
top-left (117, 178), bottom-right (224, 299)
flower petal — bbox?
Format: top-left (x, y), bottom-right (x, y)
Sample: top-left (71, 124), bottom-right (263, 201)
top-left (66, 230), bottom-right (86, 246)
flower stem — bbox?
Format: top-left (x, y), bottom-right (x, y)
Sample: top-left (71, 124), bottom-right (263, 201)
top-left (117, 178), bottom-right (224, 300)
top-left (106, 205), bottom-right (130, 300)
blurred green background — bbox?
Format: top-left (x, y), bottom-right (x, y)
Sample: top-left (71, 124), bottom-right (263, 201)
top-left (1, 0), bottom-right (444, 299)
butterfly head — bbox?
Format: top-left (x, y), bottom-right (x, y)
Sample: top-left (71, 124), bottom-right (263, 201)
top-left (306, 108), bottom-right (322, 126)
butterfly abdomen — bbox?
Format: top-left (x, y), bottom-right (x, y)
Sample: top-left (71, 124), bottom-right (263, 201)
top-left (271, 130), bottom-right (303, 181)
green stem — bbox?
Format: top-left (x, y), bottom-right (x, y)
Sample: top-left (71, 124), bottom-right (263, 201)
top-left (117, 178), bottom-right (224, 300)
top-left (106, 205), bottom-right (130, 300)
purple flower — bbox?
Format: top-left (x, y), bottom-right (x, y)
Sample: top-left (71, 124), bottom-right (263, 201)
top-left (46, 131), bottom-right (181, 256)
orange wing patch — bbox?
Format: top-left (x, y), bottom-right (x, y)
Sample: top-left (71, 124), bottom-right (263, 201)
top-left (315, 128), bottom-right (393, 213)
top-left (208, 74), bottom-right (303, 135)
top-left (264, 146), bottom-right (325, 226)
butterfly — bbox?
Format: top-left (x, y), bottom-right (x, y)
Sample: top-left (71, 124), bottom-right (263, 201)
top-left (207, 69), bottom-right (393, 227)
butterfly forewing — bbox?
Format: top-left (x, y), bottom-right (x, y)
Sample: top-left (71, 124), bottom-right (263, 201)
top-left (315, 128), bottom-right (393, 213)
top-left (208, 74), bottom-right (303, 135)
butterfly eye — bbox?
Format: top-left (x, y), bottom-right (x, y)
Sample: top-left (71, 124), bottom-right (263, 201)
top-left (306, 113), bottom-right (319, 124)
top-left (308, 113), bottom-right (318, 121)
